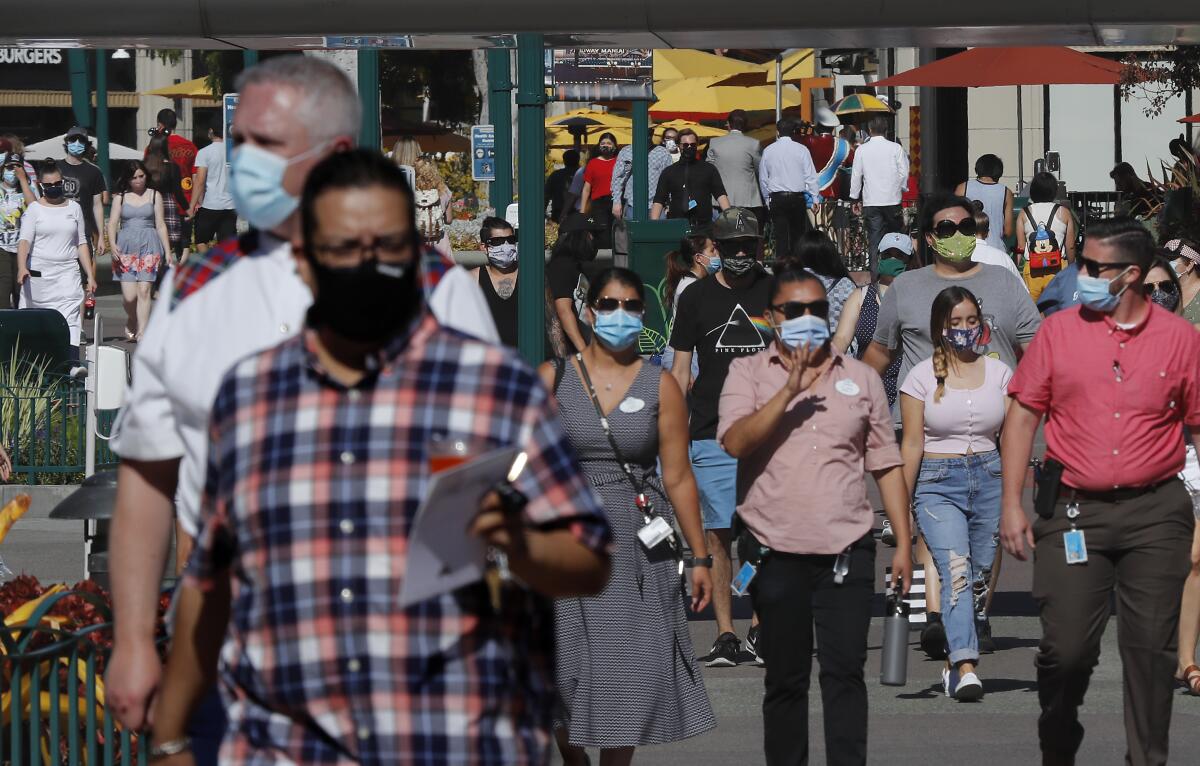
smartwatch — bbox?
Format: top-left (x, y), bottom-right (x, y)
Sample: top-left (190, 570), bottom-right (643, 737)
top-left (688, 555), bottom-right (714, 568)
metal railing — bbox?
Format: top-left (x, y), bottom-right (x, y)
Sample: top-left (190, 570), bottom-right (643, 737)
top-left (1, 376), bottom-right (120, 485)
top-left (1, 589), bottom-right (149, 765)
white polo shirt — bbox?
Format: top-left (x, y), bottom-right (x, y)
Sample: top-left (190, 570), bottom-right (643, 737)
top-left (112, 234), bottom-right (500, 536)
top-left (111, 233), bottom-right (311, 536)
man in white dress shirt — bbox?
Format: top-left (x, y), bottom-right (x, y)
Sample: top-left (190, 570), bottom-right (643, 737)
top-left (850, 115), bottom-right (909, 276)
top-left (758, 117), bottom-right (820, 262)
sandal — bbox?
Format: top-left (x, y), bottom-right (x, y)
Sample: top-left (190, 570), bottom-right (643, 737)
top-left (1181, 665), bottom-right (1200, 695)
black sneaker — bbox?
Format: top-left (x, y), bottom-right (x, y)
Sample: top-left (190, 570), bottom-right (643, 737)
top-left (704, 632), bottom-right (741, 667)
top-left (920, 612), bottom-right (947, 660)
top-left (745, 625), bottom-right (765, 666)
top-left (976, 617), bottom-right (996, 654)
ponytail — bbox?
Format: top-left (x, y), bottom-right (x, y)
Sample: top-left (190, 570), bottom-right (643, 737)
top-left (932, 347), bottom-right (948, 404)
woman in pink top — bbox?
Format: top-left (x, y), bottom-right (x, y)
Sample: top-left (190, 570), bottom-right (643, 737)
top-left (900, 286), bottom-right (1012, 702)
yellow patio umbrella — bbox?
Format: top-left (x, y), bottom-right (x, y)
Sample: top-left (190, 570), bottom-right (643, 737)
top-left (653, 49), bottom-right (759, 82)
top-left (650, 77), bottom-right (801, 121)
top-left (142, 76), bottom-right (219, 100)
top-left (546, 124), bottom-right (634, 148)
top-left (654, 119), bottom-right (727, 140)
top-left (708, 49), bottom-right (816, 87)
top-left (545, 108), bottom-right (631, 129)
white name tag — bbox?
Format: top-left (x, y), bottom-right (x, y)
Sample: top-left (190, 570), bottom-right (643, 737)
top-left (835, 378), bottom-right (860, 396)
top-left (619, 397), bottom-right (646, 414)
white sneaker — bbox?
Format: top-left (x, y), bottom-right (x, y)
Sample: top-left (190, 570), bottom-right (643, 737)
top-left (953, 671), bottom-right (984, 702)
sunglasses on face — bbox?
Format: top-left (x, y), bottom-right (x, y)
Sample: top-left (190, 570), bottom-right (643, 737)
top-left (932, 218), bottom-right (978, 239)
top-left (485, 234), bottom-right (518, 246)
top-left (770, 300), bottom-right (829, 320)
top-left (1144, 280), bottom-right (1178, 294)
top-left (592, 297), bottom-right (645, 315)
top-left (1076, 255), bottom-right (1136, 279)
top-left (42, 182), bottom-right (63, 190)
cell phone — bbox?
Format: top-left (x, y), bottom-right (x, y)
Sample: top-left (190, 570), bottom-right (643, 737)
top-left (1034, 457), bottom-right (1064, 519)
top-left (27, 269), bottom-right (41, 278)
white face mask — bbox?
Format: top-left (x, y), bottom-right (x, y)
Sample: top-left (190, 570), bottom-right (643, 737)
top-left (1173, 258), bottom-right (1194, 278)
top-left (486, 242), bottom-right (518, 270)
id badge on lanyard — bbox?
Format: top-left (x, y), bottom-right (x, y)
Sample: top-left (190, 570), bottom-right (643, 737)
top-left (1063, 502), bottom-right (1088, 565)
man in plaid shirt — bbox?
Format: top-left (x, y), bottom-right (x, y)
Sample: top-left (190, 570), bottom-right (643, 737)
top-left (149, 150), bottom-right (612, 765)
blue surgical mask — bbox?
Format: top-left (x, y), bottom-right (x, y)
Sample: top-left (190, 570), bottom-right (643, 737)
top-left (66, 140), bottom-right (86, 157)
top-left (593, 309), bottom-right (643, 351)
top-left (776, 314), bottom-right (830, 351)
top-left (1077, 268), bottom-right (1131, 314)
top-left (2, 170), bottom-right (16, 187)
top-left (230, 142), bottom-right (326, 231)
top-left (703, 254), bottom-right (721, 275)
top-left (945, 326), bottom-right (983, 350)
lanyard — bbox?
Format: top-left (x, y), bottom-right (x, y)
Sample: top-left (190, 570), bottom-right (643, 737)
top-left (574, 354), bottom-right (655, 516)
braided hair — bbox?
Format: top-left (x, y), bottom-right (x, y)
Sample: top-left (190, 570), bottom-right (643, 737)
top-left (929, 286), bottom-right (982, 404)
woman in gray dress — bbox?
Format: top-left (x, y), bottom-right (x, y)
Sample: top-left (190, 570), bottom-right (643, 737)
top-left (538, 267), bottom-right (716, 766)
top-left (106, 161), bottom-right (169, 340)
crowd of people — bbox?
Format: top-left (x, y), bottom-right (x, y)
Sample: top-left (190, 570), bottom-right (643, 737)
top-left (1, 49), bottom-right (1192, 766)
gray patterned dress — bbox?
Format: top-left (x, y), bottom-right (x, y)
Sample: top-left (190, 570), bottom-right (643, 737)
top-left (554, 359), bottom-right (716, 748)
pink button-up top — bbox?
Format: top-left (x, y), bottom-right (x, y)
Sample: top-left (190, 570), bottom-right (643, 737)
top-left (718, 346), bottom-right (902, 554)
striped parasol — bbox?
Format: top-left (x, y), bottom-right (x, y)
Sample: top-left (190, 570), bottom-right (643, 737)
top-left (829, 93), bottom-right (894, 116)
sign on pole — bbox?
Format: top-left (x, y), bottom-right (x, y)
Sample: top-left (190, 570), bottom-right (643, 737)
top-left (471, 125), bottom-right (496, 182)
top-left (548, 49), bottom-right (655, 102)
top-left (222, 93), bottom-right (239, 166)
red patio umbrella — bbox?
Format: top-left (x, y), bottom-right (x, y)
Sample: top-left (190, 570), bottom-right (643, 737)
top-left (1181, 115), bottom-right (1200, 124)
top-left (872, 47), bottom-right (1124, 184)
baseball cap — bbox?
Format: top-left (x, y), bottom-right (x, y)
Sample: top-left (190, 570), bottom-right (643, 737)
top-left (558, 212), bottom-right (607, 234)
top-left (65, 126), bottom-right (88, 141)
top-left (814, 106), bottom-right (841, 128)
top-left (712, 207), bottom-right (760, 241)
top-left (878, 232), bottom-right (913, 256)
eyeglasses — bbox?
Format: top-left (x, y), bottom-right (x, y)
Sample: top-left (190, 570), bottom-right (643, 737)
top-left (311, 233), bottom-right (414, 263)
top-left (592, 297), bottom-right (645, 315)
top-left (770, 300), bottom-right (829, 320)
top-left (932, 218), bottom-right (978, 240)
top-left (485, 234), bottom-right (518, 246)
top-left (1076, 255), bottom-right (1136, 279)
top-left (1144, 280), bottom-right (1178, 294)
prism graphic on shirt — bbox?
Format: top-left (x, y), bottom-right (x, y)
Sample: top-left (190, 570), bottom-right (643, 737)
top-left (708, 304), bottom-right (769, 353)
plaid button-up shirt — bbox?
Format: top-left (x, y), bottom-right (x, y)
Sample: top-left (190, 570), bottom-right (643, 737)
top-left (187, 313), bottom-right (611, 765)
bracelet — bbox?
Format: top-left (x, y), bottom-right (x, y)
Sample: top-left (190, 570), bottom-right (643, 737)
top-left (688, 555), bottom-right (714, 568)
top-left (149, 737), bottom-right (192, 760)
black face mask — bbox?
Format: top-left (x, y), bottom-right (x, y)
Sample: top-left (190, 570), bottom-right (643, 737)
top-left (307, 257), bottom-right (422, 343)
top-left (42, 182), bottom-right (64, 200)
top-left (598, 146), bottom-right (615, 158)
top-left (680, 144), bottom-right (698, 162)
top-left (716, 239), bottom-right (758, 275)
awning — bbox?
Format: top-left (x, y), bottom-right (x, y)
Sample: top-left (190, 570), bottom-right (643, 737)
top-left (0, 90), bottom-right (140, 108)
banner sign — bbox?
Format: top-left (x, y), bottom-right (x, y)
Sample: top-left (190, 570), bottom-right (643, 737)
top-left (549, 48), bottom-right (654, 102)
top-left (471, 125), bottom-right (495, 182)
top-left (223, 93), bottom-right (238, 166)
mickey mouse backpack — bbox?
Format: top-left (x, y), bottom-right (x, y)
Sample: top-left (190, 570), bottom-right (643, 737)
top-left (1023, 203), bottom-right (1063, 272)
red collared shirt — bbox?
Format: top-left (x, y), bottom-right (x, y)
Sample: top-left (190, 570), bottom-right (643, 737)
top-left (718, 346), bottom-right (901, 554)
top-left (1007, 304), bottom-right (1200, 492)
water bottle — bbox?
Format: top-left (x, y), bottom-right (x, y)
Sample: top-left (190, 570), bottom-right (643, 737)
top-left (880, 594), bottom-right (910, 686)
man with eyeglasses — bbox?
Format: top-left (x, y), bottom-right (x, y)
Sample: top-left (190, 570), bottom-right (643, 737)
top-left (863, 192), bottom-right (1040, 656)
top-left (669, 207), bottom-right (774, 667)
top-left (149, 148), bottom-right (612, 765)
top-left (1000, 217), bottom-right (1200, 766)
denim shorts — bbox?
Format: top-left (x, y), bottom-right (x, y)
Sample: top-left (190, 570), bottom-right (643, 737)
top-left (689, 439), bottom-right (738, 530)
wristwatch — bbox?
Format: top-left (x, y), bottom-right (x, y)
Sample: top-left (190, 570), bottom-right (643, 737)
top-left (688, 555), bottom-right (714, 568)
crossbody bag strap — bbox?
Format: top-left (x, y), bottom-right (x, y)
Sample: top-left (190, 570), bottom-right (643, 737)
top-left (573, 353), bottom-right (654, 512)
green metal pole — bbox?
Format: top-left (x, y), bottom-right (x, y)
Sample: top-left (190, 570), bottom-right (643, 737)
top-left (631, 101), bottom-right (649, 222)
top-left (515, 33), bottom-right (545, 365)
top-left (68, 50), bottom-right (91, 129)
top-left (95, 51), bottom-right (111, 182)
top-left (242, 50), bottom-right (259, 68)
top-left (357, 49), bottom-right (381, 149)
top-left (487, 47), bottom-right (513, 214)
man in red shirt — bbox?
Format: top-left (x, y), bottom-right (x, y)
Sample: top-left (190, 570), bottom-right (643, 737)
top-left (1000, 217), bottom-right (1200, 766)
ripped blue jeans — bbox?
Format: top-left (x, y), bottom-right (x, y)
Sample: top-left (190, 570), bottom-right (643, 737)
top-left (913, 451), bottom-right (1002, 665)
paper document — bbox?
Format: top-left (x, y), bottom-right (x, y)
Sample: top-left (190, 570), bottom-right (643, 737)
top-left (399, 445), bottom-right (521, 608)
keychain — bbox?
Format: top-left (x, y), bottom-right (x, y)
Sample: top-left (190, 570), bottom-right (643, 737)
top-left (1063, 501), bottom-right (1088, 565)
